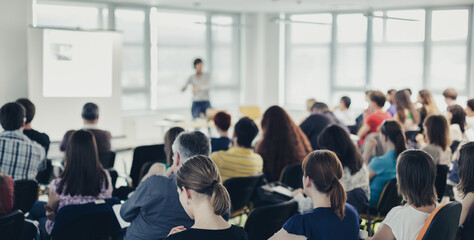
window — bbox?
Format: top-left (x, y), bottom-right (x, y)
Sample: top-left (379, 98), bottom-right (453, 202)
top-left (430, 9), bottom-right (469, 93)
top-left (334, 14), bottom-right (367, 88)
top-left (371, 10), bottom-right (425, 94)
top-left (285, 14), bottom-right (332, 107)
top-left (35, 3), bottom-right (107, 29)
top-left (115, 9), bottom-right (148, 111)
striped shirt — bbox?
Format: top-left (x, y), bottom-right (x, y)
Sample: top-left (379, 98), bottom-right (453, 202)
top-left (0, 130), bottom-right (45, 180)
top-left (211, 147), bottom-right (263, 182)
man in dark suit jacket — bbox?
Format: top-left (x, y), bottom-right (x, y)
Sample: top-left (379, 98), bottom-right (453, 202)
top-left (16, 98), bottom-right (51, 155)
top-left (60, 103), bottom-right (111, 153)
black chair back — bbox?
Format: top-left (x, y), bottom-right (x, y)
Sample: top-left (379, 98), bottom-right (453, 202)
top-left (13, 180), bottom-right (38, 213)
top-left (419, 202), bottom-right (462, 240)
top-left (130, 144), bottom-right (166, 187)
top-left (223, 175), bottom-right (262, 215)
top-left (435, 165), bottom-right (449, 202)
top-left (279, 163), bottom-right (303, 189)
top-left (450, 141), bottom-right (461, 154)
top-left (459, 205), bottom-right (474, 240)
top-left (50, 198), bottom-right (121, 240)
top-left (376, 179), bottom-right (402, 216)
top-left (98, 151), bottom-right (116, 169)
top-left (244, 200), bottom-right (298, 240)
top-left (107, 169), bottom-right (118, 189)
top-left (0, 209), bottom-right (24, 240)
top-left (347, 188), bottom-right (369, 214)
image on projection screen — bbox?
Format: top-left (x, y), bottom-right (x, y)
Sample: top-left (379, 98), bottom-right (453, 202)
top-left (43, 29), bottom-right (113, 97)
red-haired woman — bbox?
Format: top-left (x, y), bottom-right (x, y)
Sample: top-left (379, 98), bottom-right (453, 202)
top-left (256, 106), bottom-right (312, 182)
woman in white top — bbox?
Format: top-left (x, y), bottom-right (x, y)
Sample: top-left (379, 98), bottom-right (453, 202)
top-left (368, 150), bottom-right (439, 240)
top-left (447, 104), bottom-right (467, 143)
top-left (394, 90), bottom-right (420, 131)
top-left (416, 115), bottom-right (452, 166)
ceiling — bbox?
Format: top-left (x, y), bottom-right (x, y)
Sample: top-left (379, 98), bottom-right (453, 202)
top-left (56, 0), bottom-right (474, 12)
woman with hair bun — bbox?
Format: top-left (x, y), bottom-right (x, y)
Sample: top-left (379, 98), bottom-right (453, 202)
top-left (166, 155), bottom-right (247, 240)
top-left (270, 150), bottom-right (360, 240)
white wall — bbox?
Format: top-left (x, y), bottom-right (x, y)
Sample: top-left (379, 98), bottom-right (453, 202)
top-left (241, 13), bottom-right (281, 109)
top-left (0, 0), bottom-right (29, 106)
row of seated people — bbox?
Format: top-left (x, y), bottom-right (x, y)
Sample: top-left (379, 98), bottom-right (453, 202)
top-left (0, 88), bottom-right (473, 239)
top-left (2, 126), bottom-right (473, 239)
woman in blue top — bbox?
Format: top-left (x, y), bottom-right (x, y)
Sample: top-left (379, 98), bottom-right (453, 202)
top-left (270, 150), bottom-right (360, 240)
top-left (368, 121), bottom-right (406, 208)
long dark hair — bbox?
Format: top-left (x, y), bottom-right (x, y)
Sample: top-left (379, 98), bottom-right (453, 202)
top-left (318, 125), bottom-right (363, 175)
top-left (257, 106), bottom-right (312, 182)
top-left (395, 90), bottom-right (420, 125)
top-left (164, 127), bottom-right (185, 166)
top-left (381, 121), bottom-right (406, 157)
top-left (176, 155), bottom-right (230, 215)
top-left (424, 115), bottom-right (450, 151)
top-left (448, 105), bottom-right (466, 133)
top-left (57, 130), bottom-right (108, 196)
top-left (303, 150), bottom-right (347, 219)
top-left (397, 150), bottom-right (437, 207)
top-left (458, 142), bottom-right (474, 197)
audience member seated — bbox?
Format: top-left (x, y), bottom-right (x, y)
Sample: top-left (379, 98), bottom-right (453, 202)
top-left (447, 105), bottom-right (468, 143)
top-left (443, 88), bottom-right (458, 108)
top-left (211, 117), bottom-right (262, 182)
top-left (28, 130), bottom-right (112, 239)
top-left (165, 127), bottom-right (185, 167)
top-left (318, 125), bottom-right (370, 205)
top-left (256, 106), bottom-right (312, 182)
top-left (393, 90), bottom-right (420, 131)
top-left (0, 102), bottom-right (45, 180)
top-left (465, 99), bottom-right (474, 132)
top-left (333, 96), bottom-right (356, 127)
top-left (369, 150), bottom-right (439, 240)
top-left (416, 115), bottom-right (452, 166)
top-left (300, 102), bottom-right (345, 150)
top-left (121, 131), bottom-right (210, 240)
top-left (0, 173), bottom-right (14, 215)
top-left (165, 155), bottom-right (248, 240)
top-left (16, 98), bottom-right (50, 155)
top-left (386, 89), bottom-right (396, 117)
top-left (211, 111), bottom-right (232, 152)
top-left (60, 102), bottom-right (111, 153)
top-left (457, 142), bottom-right (474, 227)
top-left (357, 91), bottom-right (392, 146)
top-left (270, 150), bottom-right (360, 240)
top-left (368, 121), bottom-right (406, 209)
top-left (417, 90), bottom-right (440, 132)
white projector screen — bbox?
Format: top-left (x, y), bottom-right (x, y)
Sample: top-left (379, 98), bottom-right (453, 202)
top-left (28, 28), bottom-right (123, 141)
top-left (43, 30), bottom-right (113, 97)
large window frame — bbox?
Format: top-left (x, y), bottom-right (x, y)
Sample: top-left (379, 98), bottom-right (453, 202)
top-left (284, 6), bottom-right (473, 109)
top-left (34, 1), bottom-right (241, 112)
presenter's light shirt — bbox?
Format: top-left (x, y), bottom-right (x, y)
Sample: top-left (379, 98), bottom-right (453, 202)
top-left (187, 73), bottom-right (211, 101)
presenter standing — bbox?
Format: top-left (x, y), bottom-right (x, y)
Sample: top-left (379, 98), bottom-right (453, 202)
top-left (181, 58), bottom-right (212, 119)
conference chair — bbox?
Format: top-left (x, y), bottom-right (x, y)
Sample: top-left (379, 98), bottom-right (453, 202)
top-left (435, 165), bottom-right (449, 202)
top-left (223, 175), bottom-right (263, 218)
top-left (346, 187), bottom-right (369, 214)
top-left (239, 106), bottom-right (261, 120)
top-left (458, 205), bottom-right (474, 240)
top-left (129, 144), bottom-right (166, 187)
top-left (416, 202), bottom-right (462, 240)
top-left (13, 180), bottom-right (39, 213)
top-left (50, 198), bottom-right (121, 240)
top-left (0, 209), bottom-right (24, 240)
top-left (99, 151), bottom-right (116, 169)
top-left (279, 163), bottom-right (303, 190)
top-left (244, 200), bottom-right (298, 240)
top-left (360, 179), bottom-right (402, 235)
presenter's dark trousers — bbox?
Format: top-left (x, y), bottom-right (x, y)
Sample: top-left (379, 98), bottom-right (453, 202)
top-left (191, 101), bottom-right (211, 119)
